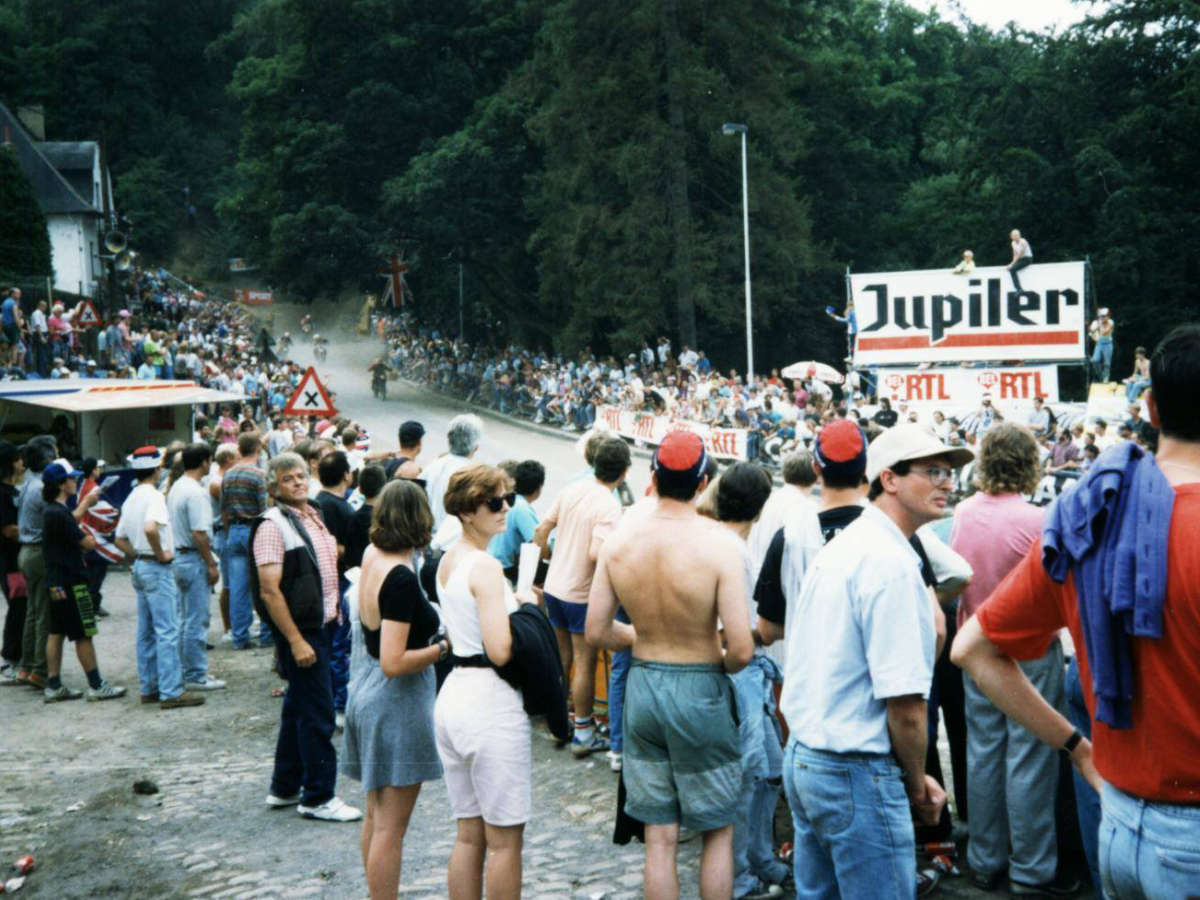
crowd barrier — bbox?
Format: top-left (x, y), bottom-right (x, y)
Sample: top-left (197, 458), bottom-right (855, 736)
top-left (596, 404), bottom-right (748, 461)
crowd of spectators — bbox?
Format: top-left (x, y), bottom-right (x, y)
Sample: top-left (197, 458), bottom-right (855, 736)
top-left (375, 313), bottom-right (857, 466)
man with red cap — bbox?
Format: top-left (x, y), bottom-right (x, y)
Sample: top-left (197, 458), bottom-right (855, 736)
top-left (587, 430), bottom-right (755, 900)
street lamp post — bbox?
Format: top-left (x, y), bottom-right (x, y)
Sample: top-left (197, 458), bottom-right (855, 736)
top-left (722, 122), bottom-right (753, 382)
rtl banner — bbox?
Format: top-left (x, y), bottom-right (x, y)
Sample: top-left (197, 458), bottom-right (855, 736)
top-left (880, 366), bottom-right (1059, 408)
top-left (596, 405), bottom-right (748, 461)
top-left (850, 262), bottom-right (1086, 366)
top-left (234, 289), bottom-right (273, 306)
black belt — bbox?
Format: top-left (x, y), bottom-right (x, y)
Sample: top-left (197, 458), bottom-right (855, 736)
top-left (229, 517), bottom-right (255, 526)
top-left (175, 547), bottom-right (198, 553)
top-left (136, 554), bottom-right (165, 562)
top-left (451, 654), bottom-right (491, 669)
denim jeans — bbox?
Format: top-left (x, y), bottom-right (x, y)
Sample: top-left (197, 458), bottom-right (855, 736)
top-left (608, 609), bottom-right (632, 752)
top-left (132, 559), bottom-right (183, 700)
top-left (732, 653), bottom-right (787, 896)
top-left (1124, 376), bottom-right (1150, 404)
top-left (1009, 256), bottom-right (1033, 290)
top-left (225, 523), bottom-right (267, 647)
top-left (272, 624), bottom-right (337, 807)
top-left (1065, 657), bottom-right (1101, 889)
top-left (329, 589), bottom-right (350, 713)
top-left (1099, 781), bottom-right (1200, 899)
top-left (1091, 337), bottom-right (1113, 383)
top-left (783, 739), bottom-right (915, 899)
top-left (172, 552), bottom-right (210, 684)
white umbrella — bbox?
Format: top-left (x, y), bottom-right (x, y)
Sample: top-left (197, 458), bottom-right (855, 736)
top-left (781, 360), bottom-right (844, 384)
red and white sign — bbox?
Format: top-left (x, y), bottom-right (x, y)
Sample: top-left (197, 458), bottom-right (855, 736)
top-left (283, 367), bottom-right (337, 417)
top-left (234, 289), bottom-right (273, 306)
top-left (596, 405), bottom-right (748, 460)
top-left (880, 365), bottom-right (1060, 410)
top-left (850, 262), bottom-right (1086, 366)
top-left (76, 300), bottom-right (101, 326)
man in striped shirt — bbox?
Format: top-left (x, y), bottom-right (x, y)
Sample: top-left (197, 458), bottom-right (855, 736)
top-left (220, 432), bottom-right (269, 649)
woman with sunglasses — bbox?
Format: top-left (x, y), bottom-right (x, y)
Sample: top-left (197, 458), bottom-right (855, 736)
top-left (434, 464), bottom-right (528, 899)
top-left (341, 479), bottom-right (446, 899)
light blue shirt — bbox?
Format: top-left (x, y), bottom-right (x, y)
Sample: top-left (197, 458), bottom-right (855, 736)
top-left (780, 504), bottom-right (935, 755)
top-left (488, 494), bottom-right (539, 569)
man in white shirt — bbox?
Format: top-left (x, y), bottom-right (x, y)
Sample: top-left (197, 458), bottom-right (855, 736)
top-left (29, 300), bottom-right (49, 377)
top-left (115, 446), bottom-right (204, 709)
top-left (167, 443), bottom-right (224, 692)
top-left (422, 414), bottom-right (483, 532)
top-left (779, 425), bottom-right (970, 897)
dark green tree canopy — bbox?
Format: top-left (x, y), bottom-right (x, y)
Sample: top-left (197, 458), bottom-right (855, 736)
top-left (0, 0), bottom-right (1195, 374)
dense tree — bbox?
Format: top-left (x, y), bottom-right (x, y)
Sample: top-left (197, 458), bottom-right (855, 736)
top-left (1, 0), bottom-right (1196, 373)
top-left (0, 146), bottom-right (53, 281)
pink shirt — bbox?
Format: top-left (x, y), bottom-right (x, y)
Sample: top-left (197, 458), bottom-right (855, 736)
top-left (949, 492), bottom-right (1044, 627)
top-left (543, 479), bottom-right (622, 605)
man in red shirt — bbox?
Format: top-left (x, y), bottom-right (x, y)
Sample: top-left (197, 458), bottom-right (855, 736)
top-left (952, 324), bottom-right (1200, 899)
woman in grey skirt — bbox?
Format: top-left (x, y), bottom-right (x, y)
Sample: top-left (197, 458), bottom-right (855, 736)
top-left (342, 480), bottom-right (449, 900)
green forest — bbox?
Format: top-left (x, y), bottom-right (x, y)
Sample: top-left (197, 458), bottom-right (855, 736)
top-left (1, 0), bottom-right (1197, 373)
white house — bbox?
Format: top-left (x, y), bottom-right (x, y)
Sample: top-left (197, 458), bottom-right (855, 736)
top-left (1, 102), bottom-right (114, 298)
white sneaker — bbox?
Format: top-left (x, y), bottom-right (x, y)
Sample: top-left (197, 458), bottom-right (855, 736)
top-left (607, 750), bottom-right (622, 772)
top-left (298, 797), bottom-right (362, 822)
top-left (335, 711), bottom-right (345, 731)
top-left (220, 632), bottom-right (234, 644)
top-left (266, 791), bottom-right (301, 808)
top-left (43, 684), bottom-right (83, 703)
top-left (184, 677), bottom-right (227, 691)
top-left (86, 681), bottom-right (127, 702)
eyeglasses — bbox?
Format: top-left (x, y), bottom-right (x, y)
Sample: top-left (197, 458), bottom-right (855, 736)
top-left (484, 492), bottom-right (517, 513)
top-left (909, 466), bottom-right (955, 485)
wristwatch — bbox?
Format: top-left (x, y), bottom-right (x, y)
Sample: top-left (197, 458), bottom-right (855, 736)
top-left (1062, 729), bottom-right (1083, 754)
top-left (437, 639), bottom-right (450, 661)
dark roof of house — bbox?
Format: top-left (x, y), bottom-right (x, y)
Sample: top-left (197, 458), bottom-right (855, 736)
top-left (0, 102), bottom-right (98, 216)
top-left (36, 141), bottom-right (99, 171)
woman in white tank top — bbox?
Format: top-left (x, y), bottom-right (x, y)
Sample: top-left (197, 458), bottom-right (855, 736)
top-left (433, 463), bottom-right (530, 899)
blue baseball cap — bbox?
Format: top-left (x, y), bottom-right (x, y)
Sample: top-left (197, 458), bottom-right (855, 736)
top-left (42, 460), bottom-right (84, 486)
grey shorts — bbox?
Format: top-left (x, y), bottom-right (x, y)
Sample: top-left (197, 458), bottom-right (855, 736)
top-left (623, 659), bottom-right (741, 832)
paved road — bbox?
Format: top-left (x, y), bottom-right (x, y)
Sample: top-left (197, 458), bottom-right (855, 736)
top-left (0, 324), bottom-right (1068, 898)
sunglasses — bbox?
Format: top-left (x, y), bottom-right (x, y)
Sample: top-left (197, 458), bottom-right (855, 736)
top-left (484, 492), bottom-right (517, 513)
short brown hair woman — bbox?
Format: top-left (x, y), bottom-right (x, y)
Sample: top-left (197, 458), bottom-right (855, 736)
top-left (433, 464), bottom-right (533, 899)
top-left (341, 480), bottom-right (446, 899)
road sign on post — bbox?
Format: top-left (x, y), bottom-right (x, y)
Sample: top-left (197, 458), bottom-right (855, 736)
top-left (283, 367), bottom-right (337, 418)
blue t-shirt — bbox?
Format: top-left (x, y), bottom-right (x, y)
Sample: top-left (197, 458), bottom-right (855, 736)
top-left (1, 297), bottom-right (15, 326)
top-left (488, 494), bottom-right (540, 569)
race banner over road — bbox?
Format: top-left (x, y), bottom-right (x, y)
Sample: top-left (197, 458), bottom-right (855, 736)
top-left (597, 405), bottom-right (748, 460)
top-left (850, 262), bottom-right (1086, 366)
top-left (879, 365), bottom-right (1060, 409)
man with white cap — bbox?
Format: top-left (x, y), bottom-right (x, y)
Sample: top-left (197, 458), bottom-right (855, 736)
top-left (115, 445), bottom-right (204, 709)
top-left (779, 424), bottom-right (971, 898)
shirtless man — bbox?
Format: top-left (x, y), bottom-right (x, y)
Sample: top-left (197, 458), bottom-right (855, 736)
top-left (587, 431), bottom-right (754, 900)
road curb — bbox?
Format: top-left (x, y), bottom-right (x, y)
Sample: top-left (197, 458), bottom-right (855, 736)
top-left (393, 378), bottom-right (657, 461)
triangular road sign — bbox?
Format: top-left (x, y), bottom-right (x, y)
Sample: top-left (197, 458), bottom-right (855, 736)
top-left (283, 366), bottom-right (337, 417)
top-left (76, 300), bottom-right (101, 326)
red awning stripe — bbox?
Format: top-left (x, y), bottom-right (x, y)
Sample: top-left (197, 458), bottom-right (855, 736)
top-left (857, 330), bottom-right (1079, 350)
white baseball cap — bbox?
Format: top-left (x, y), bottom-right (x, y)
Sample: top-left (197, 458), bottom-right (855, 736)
top-left (866, 424), bottom-right (974, 483)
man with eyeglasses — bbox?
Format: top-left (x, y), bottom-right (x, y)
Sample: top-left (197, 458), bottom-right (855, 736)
top-left (778, 424), bottom-right (972, 898)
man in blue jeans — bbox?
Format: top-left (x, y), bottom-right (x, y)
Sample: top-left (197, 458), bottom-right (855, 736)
top-left (253, 452), bottom-right (360, 823)
top-left (778, 425), bottom-right (969, 898)
top-left (220, 432), bottom-right (270, 649)
top-left (167, 443), bottom-right (225, 693)
top-left (715, 463), bottom-right (789, 900)
top-left (115, 446), bottom-right (204, 709)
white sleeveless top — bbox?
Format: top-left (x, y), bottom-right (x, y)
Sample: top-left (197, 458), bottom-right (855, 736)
top-left (437, 548), bottom-right (517, 657)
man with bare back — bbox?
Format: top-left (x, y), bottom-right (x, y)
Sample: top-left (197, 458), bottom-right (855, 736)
top-left (587, 431), bottom-right (755, 900)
